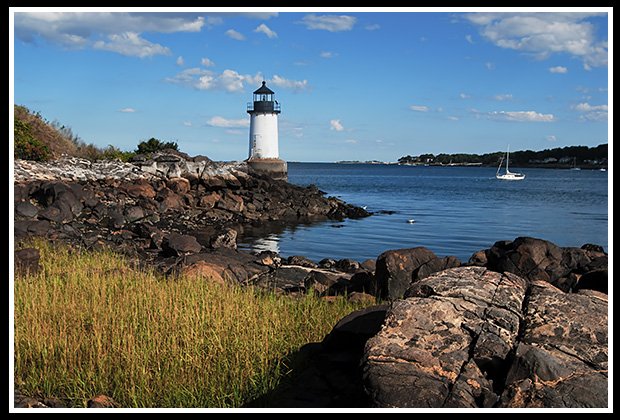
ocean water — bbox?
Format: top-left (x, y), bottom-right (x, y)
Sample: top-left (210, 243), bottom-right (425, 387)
top-left (237, 163), bottom-right (609, 263)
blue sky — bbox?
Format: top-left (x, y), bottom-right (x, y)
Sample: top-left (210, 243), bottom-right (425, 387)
top-left (11, 8), bottom-right (611, 162)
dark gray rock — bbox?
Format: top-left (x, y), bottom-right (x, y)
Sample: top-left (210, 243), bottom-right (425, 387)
top-left (15, 201), bottom-right (38, 218)
top-left (373, 247), bottom-right (438, 299)
top-left (14, 247), bottom-right (42, 274)
top-left (14, 219), bottom-right (52, 238)
top-left (286, 255), bottom-right (318, 268)
top-left (161, 232), bottom-right (202, 257)
top-left (263, 305), bottom-right (389, 408)
top-left (469, 237), bottom-right (608, 294)
top-left (209, 227), bottom-right (238, 250)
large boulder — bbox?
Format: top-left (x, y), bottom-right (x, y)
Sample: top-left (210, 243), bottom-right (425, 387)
top-left (360, 266), bottom-right (608, 408)
top-left (373, 247), bottom-right (437, 299)
top-left (500, 281), bottom-right (608, 408)
top-left (373, 247), bottom-right (461, 300)
top-left (160, 232), bottom-right (202, 257)
top-left (264, 305), bottom-right (389, 408)
top-left (176, 248), bottom-right (270, 285)
top-left (471, 237), bottom-right (608, 293)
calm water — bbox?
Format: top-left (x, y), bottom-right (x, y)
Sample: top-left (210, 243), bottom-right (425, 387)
top-left (237, 163), bottom-right (609, 263)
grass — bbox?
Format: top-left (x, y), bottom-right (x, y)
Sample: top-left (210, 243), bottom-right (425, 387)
top-left (13, 238), bottom-right (371, 408)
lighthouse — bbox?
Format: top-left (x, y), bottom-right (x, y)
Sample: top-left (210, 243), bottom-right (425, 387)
top-left (246, 81), bottom-right (287, 181)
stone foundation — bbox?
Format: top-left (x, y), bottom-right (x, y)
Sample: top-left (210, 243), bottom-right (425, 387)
top-left (247, 158), bottom-right (288, 181)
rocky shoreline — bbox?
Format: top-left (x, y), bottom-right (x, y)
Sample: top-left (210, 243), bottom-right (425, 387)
top-left (13, 153), bottom-right (608, 409)
top-left (14, 152), bottom-right (370, 285)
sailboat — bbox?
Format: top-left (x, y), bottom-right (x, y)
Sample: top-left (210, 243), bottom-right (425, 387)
top-left (496, 145), bottom-right (525, 180)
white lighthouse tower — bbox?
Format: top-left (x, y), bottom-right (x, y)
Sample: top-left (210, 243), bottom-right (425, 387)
top-left (246, 81), bottom-right (287, 181)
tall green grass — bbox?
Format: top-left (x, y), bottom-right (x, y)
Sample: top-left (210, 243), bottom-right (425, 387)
top-left (13, 239), bottom-right (370, 408)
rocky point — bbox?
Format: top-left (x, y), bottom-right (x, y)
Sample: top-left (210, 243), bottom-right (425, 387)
top-left (13, 152), bottom-right (608, 409)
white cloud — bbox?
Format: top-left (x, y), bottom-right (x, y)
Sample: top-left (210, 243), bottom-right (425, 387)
top-left (14, 12), bottom-right (207, 56)
top-left (463, 12), bottom-right (608, 68)
top-left (166, 68), bottom-right (246, 92)
top-left (571, 102), bottom-right (608, 112)
top-left (201, 57), bottom-right (215, 67)
top-left (549, 66), bottom-right (568, 73)
top-left (410, 106), bottom-right (430, 112)
top-left (473, 109), bottom-right (556, 122)
top-left (270, 75), bottom-right (311, 93)
top-left (225, 29), bottom-right (245, 40)
top-left (206, 116), bottom-right (249, 128)
top-left (117, 108), bottom-right (136, 113)
top-left (320, 51), bottom-right (338, 58)
top-left (176, 56), bottom-right (185, 66)
top-left (492, 94), bottom-right (514, 101)
top-left (93, 31), bottom-right (171, 58)
top-left (296, 14), bottom-right (356, 32)
top-left (11, 12), bottom-right (278, 54)
top-left (571, 102), bottom-right (608, 121)
top-left (253, 23), bottom-right (277, 38)
top-left (166, 69), bottom-right (309, 94)
top-left (330, 119), bottom-right (344, 131)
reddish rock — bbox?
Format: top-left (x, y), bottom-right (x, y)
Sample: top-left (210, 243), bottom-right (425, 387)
top-left (86, 394), bottom-right (120, 408)
top-left (361, 266), bottom-right (608, 408)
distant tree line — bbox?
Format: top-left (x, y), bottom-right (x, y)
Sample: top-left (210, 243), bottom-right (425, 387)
top-left (398, 144), bottom-right (608, 168)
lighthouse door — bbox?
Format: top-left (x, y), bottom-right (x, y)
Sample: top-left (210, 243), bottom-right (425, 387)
top-left (252, 134), bottom-right (262, 158)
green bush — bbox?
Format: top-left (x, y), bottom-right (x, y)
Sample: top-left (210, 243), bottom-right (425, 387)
top-left (14, 119), bottom-right (50, 161)
top-left (94, 145), bottom-right (136, 162)
top-left (135, 138), bottom-right (179, 155)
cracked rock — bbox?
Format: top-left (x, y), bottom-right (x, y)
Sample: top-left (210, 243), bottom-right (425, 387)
top-left (360, 266), bottom-right (607, 408)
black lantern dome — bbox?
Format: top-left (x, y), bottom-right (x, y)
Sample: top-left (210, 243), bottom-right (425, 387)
top-left (247, 81), bottom-right (281, 114)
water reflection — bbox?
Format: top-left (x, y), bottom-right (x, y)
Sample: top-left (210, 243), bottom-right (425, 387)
top-left (234, 217), bottom-right (332, 256)
top-left (250, 234), bottom-right (281, 254)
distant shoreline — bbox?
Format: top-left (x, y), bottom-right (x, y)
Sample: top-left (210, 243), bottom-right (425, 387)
top-left (318, 160), bottom-right (608, 170)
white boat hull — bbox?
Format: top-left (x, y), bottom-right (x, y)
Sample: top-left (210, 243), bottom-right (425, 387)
top-left (496, 173), bottom-right (525, 180)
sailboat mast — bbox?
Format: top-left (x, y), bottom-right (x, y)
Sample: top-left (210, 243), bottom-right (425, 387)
top-left (506, 145), bottom-right (510, 171)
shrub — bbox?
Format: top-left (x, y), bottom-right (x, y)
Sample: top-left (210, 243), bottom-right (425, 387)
top-left (135, 138), bottom-right (179, 155)
top-left (14, 119), bottom-right (50, 161)
top-left (94, 145), bottom-right (136, 162)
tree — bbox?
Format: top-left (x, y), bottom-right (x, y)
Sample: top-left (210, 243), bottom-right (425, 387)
top-left (135, 138), bottom-right (179, 155)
